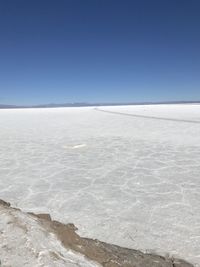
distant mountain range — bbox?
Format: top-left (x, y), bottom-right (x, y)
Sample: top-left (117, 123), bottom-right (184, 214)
top-left (0, 101), bottom-right (200, 109)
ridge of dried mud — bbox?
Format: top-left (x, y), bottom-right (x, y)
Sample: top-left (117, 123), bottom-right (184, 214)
top-left (0, 199), bottom-right (194, 267)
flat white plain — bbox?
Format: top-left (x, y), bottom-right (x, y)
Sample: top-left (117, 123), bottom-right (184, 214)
top-left (0, 104), bottom-right (200, 266)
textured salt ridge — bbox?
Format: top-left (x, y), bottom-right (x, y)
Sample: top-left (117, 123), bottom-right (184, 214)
top-left (0, 199), bottom-right (194, 267)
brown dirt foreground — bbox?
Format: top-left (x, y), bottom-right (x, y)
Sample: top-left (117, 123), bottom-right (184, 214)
top-left (0, 199), bottom-right (194, 267)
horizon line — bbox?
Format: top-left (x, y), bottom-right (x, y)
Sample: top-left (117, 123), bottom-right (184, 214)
top-left (0, 100), bottom-right (200, 109)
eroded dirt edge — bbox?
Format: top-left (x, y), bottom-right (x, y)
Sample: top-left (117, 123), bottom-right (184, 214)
top-left (0, 199), bottom-right (194, 267)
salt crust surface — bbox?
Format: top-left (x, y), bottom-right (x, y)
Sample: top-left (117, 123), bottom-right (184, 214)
top-left (0, 104), bottom-right (200, 266)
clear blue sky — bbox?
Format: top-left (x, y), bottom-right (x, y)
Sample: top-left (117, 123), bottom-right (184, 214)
top-left (0, 0), bottom-right (200, 105)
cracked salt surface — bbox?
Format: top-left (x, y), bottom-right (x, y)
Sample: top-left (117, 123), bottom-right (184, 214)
top-left (0, 104), bottom-right (200, 266)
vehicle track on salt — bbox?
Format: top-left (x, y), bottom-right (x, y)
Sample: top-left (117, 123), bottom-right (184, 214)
top-left (94, 108), bottom-right (200, 124)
